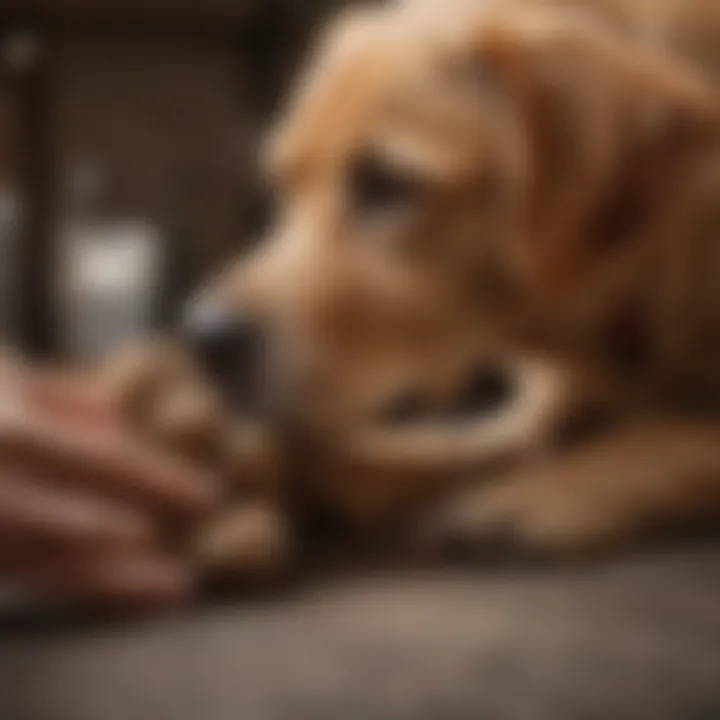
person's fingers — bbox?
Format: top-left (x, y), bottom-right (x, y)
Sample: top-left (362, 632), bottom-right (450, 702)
top-left (46, 553), bottom-right (194, 608)
top-left (0, 474), bottom-right (154, 550)
top-left (22, 369), bottom-right (117, 430)
top-left (0, 410), bottom-right (218, 517)
top-left (0, 544), bottom-right (194, 609)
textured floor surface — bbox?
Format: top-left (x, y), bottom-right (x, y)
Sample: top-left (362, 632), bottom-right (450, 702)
top-left (0, 547), bottom-right (719, 720)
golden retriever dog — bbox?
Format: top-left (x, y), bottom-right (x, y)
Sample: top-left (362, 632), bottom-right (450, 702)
top-left (103, 0), bottom-right (720, 577)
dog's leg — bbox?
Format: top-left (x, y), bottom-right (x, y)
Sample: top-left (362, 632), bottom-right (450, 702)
top-left (419, 418), bottom-right (720, 554)
top-left (314, 357), bottom-right (605, 524)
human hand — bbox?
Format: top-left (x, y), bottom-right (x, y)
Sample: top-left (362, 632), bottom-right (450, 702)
top-left (0, 354), bottom-right (218, 610)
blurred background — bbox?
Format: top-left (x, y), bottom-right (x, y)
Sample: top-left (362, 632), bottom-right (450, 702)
top-left (1, 6), bottom-right (720, 720)
top-left (0, 0), bottom-right (346, 360)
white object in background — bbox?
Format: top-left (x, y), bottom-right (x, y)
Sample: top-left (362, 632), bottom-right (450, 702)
top-left (58, 220), bottom-right (163, 360)
top-left (0, 189), bottom-right (23, 343)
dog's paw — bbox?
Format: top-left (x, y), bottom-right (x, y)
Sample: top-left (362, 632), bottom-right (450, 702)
top-left (416, 469), bottom-right (630, 557)
top-left (96, 338), bottom-right (225, 460)
top-left (194, 502), bottom-right (292, 580)
top-left (96, 337), bottom-right (291, 582)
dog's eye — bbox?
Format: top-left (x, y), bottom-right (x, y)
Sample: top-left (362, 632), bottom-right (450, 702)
top-left (350, 155), bottom-right (423, 216)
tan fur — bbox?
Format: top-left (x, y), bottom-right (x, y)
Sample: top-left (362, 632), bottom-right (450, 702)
top-left (97, 339), bottom-right (289, 578)
top-left (114, 0), bottom-right (720, 566)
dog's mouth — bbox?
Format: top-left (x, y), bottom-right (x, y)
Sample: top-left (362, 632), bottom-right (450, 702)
top-left (377, 363), bottom-right (514, 427)
top-left (212, 350), bottom-right (515, 436)
top-left (182, 292), bottom-right (515, 433)
top-left (302, 361), bottom-right (524, 479)
top-left (185, 300), bottom-right (518, 472)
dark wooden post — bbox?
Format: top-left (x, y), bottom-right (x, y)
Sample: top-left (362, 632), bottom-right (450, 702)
top-left (15, 29), bottom-right (58, 356)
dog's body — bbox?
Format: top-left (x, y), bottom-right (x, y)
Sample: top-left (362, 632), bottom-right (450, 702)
top-left (106, 0), bottom-right (720, 570)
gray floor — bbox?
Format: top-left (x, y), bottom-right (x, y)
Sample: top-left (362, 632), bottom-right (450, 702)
top-left (1, 548), bottom-right (719, 720)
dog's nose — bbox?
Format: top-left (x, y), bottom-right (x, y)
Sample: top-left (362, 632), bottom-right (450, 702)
top-left (182, 297), bottom-right (265, 407)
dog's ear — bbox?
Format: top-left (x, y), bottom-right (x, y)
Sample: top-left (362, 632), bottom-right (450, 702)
top-left (466, 8), bottom-right (720, 298)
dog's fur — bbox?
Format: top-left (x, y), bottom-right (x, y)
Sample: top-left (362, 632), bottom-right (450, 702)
top-left (106, 0), bottom-right (720, 570)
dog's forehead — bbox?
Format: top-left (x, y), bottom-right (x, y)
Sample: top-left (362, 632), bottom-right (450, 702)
top-left (265, 6), bottom-right (473, 182)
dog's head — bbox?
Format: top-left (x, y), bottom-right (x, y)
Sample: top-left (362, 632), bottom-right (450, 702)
top-left (185, 1), bottom-right (717, 433)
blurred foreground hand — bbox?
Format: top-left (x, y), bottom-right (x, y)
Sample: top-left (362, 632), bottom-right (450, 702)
top-left (0, 353), bottom-right (217, 611)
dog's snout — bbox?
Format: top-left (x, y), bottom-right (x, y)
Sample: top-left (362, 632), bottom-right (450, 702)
top-left (182, 296), bottom-right (266, 408)
top-left (183, 297), bottom-right (248, 355)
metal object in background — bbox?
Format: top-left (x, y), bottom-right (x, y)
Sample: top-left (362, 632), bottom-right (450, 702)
top-left (57, 219), bottom-right (163, 360)
top-left (0, 1), bottom-right (341, 358)
top-left (0, 190), bottom-right (23, 343)
top-left (56, 158), bottom-right (163, 360)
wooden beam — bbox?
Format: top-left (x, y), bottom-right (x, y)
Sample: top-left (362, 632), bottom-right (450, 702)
top-left (14, 31), bottom-right (58, 356)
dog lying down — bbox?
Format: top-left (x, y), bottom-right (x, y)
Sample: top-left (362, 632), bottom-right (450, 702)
top-left (101, 0), bottom-right (720, 581)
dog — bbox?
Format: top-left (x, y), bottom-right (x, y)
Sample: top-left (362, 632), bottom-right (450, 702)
top-left (101, 0), bottom-right (720, 576)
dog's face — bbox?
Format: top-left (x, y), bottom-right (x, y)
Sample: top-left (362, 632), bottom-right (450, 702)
top-left (188, 2), bottom-right (716, 431)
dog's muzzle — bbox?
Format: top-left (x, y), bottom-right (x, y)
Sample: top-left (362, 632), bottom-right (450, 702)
top-left (182, 295), bottom-right (268, 414)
